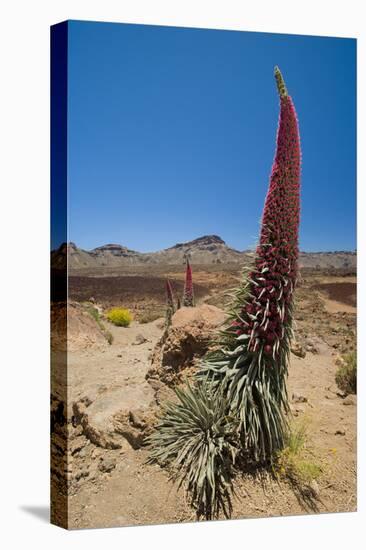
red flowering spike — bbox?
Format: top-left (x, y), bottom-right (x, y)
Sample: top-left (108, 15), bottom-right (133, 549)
top-left (254, 70), bottom-right (300, 338)
top-left (243, 65), bottom-right (301, 352)
top-left (183, 258), bottom-right (194, 307)
top-left (200, 66), bottom-right (301, 462)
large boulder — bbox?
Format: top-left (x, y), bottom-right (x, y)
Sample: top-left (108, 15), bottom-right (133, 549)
top-left (72, 383), bottom-right (157, 450)
top-left (147, 304), bottom-right (227, 386)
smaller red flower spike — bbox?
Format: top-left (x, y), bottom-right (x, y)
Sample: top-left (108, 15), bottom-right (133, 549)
top-left (165, 279), bottom-right (175, 310)
top-left (183, 258), bottom-right (194, 307)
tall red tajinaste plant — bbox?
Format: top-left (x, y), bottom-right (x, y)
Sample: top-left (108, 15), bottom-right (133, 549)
top-left (234, 66), bottom-right (300, 354)
top-left (149, 67), bottom-right (301, 519)
top-left (183, 258), bottom-right (194, 307)
top-left (200, 66), bottom-right (301, 461)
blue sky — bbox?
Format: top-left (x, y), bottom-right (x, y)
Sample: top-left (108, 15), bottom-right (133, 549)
top-left (65, 21), bottom-right (356, 252)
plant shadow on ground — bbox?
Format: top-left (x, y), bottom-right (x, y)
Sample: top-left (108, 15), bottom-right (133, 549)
top-left (281, 470), bottom-right (320, 513)
top-left (234, 455), bottom-right (321, 517)
top-left (272, 419), bottom-right (322, 513)
top-left (254, 419), bottom-right (322, 514)
top-left (148, 417), bottom-right (323, 520)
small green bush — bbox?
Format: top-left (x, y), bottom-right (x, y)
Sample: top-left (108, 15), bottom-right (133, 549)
top-left (336, 351), bottom-right (357, 394)
top-left (274, 421), bottom-right (323, 484)
top-left (82, 302), bottom-right (113, 345)
top-left (83, 302), bottom-right (100, 322)
top-left (107, 307), bottom-right (132, 327)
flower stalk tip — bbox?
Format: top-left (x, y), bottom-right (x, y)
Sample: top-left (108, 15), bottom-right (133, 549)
top-left (274, 66), bottom-right (288, 98)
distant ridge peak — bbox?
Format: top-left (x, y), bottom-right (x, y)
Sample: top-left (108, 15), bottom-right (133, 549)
top-left (90, 243), bottom-right (140, 257)
top-left (172, 235), bottom-right (226, 249)
top-left (92, 244), bottom-right (129, 251)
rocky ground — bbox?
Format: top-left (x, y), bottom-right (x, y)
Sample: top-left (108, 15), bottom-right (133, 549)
top-left (51, 272), bottom-right (356, 529)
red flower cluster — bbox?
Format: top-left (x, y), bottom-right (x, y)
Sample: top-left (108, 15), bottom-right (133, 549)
top-left (233, 72), bottom-right (301, 356)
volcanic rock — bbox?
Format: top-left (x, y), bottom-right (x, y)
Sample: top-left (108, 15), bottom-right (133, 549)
top-left (147, 304), bottom-right (227, 385)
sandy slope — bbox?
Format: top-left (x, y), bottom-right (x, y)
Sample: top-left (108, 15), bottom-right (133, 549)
top-left (66, 303), bottom-right (356, 529)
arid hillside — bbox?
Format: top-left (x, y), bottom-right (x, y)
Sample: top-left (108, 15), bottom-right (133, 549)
top-left (51, 236), bottom-right (356, 271)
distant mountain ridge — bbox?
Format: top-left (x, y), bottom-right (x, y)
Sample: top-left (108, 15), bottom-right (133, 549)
top-left (51, 236), bottom-right (357, 271)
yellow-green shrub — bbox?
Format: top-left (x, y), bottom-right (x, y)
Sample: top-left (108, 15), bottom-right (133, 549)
top-left (273, 421), bottom-right (323, 484)
top-left (107, 307), bottom-right (132, 327)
